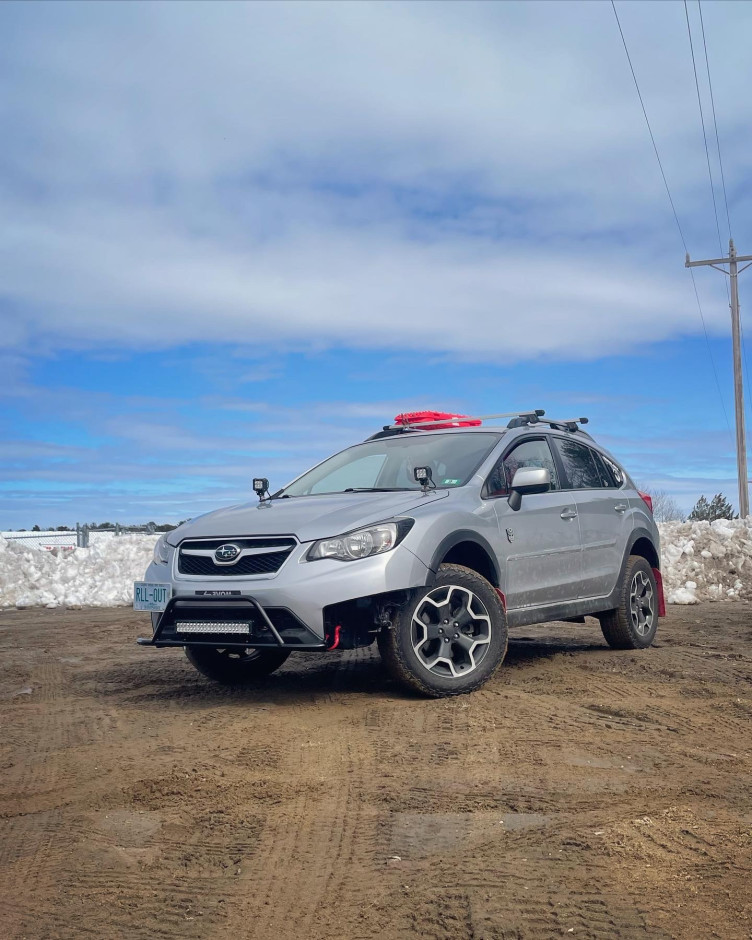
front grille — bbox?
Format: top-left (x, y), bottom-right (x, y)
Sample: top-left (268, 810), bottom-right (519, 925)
top-left (177, 537), bottom-right (296, 577)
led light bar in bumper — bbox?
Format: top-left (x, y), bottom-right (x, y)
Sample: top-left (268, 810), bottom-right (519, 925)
top-left (176, 622), bottom-right (251, 634)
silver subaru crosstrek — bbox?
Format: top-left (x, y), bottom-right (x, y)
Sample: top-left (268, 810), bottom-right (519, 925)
top-left (135, 410), bottom-right (664, 697)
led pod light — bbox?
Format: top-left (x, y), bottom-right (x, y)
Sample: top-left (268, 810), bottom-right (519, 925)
top-left (307, 519), bottom-right (414, 562)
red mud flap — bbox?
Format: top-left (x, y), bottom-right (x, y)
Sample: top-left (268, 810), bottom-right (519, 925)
top-left (652, 568), bottom-right (666, 617)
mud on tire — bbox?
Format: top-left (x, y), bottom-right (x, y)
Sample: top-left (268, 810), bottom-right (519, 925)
top-left (378, 563), bottom-right (508, 698)
top-left (185, 646), bottom-right (291, 686)
top-left (598, 555), bottom-right (659, 650)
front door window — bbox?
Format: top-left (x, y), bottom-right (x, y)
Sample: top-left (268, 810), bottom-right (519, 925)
top-left (487, 439), bottom-right (559, 497)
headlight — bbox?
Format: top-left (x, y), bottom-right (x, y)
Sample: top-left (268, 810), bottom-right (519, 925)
top-left (153, 533), bottom-right (170, 565)
top-left (307, 519), bottom-right (414, 562)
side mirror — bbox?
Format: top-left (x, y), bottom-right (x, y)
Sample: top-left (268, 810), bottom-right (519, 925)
top-left (508, 467), bottom-right (551, 511)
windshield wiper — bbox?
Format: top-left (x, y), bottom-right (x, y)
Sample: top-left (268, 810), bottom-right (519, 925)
top-left (270, 487), bottom-right (413, 499)
top-left (343, 487), bottom-right (413, 493)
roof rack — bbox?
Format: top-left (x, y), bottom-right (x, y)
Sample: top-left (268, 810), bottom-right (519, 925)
top-left (531, 416), bottom-right (589, 432)
top-left (500, 413), bottom-right (590, 432)
top-left (368, 410), bottom-right (590, 439)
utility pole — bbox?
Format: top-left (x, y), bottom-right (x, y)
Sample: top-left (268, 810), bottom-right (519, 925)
top-left (686, 239), bottom-right (751, 518)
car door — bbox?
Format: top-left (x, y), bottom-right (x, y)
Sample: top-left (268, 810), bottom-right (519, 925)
top-left (552, 437), bottom-right (633, 599)
top-left (488, 437), bottom-right (582, 609)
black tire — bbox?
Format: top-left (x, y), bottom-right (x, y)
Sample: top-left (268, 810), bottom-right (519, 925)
top-left (598, 555), bottom-right (659, 650)
top-left (378, 563), bottom-right (508, 698)
top-left (185, 646), bottom-right (291, 686)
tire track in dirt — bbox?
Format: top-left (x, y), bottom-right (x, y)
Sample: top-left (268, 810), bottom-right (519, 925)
top-left (0, 658), bottom-right (85, 939)
top-left (380, 813), bottom-right (665, 939)
top-left (237, 668), bottom-right (381, 939)
top-left (1, 604), bottom-right (751, 939)
top-left (41, 814), bottom-right (262, 939)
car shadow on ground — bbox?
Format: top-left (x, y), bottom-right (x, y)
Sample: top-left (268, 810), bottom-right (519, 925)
top-left (73, 629), bottom-right (611, 707)
top-left (504, 633), bottom-right (607, 669)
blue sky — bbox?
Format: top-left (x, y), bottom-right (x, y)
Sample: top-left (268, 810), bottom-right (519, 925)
top-left (2, 0), bottom-right (751, 527)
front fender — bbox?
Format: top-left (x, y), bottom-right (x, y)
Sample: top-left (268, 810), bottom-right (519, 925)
top-left (424, 529), bottom-right (501, 585)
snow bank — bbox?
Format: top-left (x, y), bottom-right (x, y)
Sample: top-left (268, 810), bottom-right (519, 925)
top-left (1, 519), bottom-right (751, 609)
top-left (659, 518), bottom-right (752, 605)
top-left (0, 535), bottom-right (157, 609)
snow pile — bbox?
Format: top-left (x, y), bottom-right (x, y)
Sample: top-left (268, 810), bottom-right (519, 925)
top-left (0, 535), bottom-right (157, 609)
top-left (1, 520), bottom-right (751, 609)
top-left (659, 518), bottom-right (752, 605)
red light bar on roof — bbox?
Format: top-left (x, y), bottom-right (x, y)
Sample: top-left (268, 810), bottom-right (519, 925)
top-left (394, 411), bottom-right (482, 430)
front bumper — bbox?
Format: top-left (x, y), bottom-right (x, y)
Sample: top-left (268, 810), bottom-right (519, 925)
top-left (140, 541), bottom-right (430, 642)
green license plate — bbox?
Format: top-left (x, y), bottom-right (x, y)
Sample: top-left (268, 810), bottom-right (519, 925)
top-left (133, 582), bottom-right (171, 611)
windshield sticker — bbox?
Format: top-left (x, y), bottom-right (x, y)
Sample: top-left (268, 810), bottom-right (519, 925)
top-left (442, 478), bottom-right (461, 485)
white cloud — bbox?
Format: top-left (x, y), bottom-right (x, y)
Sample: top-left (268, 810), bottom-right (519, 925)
top-left (0, 196), bottom-right (730, 359)
top-left (1, 0), bottom-right (750, 360)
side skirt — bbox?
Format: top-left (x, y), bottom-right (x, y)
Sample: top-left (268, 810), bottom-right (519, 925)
top-left (506, 592), bottom-right (618, 629)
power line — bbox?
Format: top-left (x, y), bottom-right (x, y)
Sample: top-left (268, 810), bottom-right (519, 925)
top-left (610, 0), bottom-right (731, 434)
top-left (698, 0), bottom-right (752, 422)
top-left (693, 1), bottom-right (752, 424)
top-left (683, 0), bottom-right (725, 259)
top-left (611, 3), bottom-right (685, 250)
top-left (687, 244), bottom-right (751, 518)
top-left (689, 0), bottom-right (730, 310)
top-left (697, 0), bottom-right (732, 241)
top-left (684, 0), bottom-right (751, 514)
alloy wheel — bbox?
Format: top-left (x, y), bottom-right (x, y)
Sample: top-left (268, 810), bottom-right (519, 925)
top-left (411, 584), bottom-right (492, 678)
top-left (629, 571), bottom-right (655, 636)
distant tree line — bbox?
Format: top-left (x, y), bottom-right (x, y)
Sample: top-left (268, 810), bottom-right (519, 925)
top-left (11, 521), bottom-right (187, 532)
top-left (638, 487), bottom-right (737, 523)
top-left (687, 494), bottom-right (736, 522)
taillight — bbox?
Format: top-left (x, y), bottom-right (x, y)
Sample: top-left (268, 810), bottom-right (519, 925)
top-left (638, 491), bottom-right (653, 514)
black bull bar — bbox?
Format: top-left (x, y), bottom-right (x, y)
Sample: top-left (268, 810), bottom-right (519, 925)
top-left (137, 595), bottom-right (326, 649)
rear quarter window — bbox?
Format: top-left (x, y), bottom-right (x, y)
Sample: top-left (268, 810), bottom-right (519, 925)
top-left (554, 438), bottom-right (604, 489)
top-left (599, 452), bottom-right (626, 487)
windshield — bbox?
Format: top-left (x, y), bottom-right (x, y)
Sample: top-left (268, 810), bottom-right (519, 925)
top-left (279, 432), bottom-right (502, 497)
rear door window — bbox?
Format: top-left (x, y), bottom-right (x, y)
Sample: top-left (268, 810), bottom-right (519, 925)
top-left (590, 450), bottom-right (615, 488)
top-left (554, 438), bottom-right (603, 490)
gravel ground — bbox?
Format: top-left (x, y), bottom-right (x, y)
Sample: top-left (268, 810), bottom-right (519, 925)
top-left (1, 604), bottom-right (751, 939)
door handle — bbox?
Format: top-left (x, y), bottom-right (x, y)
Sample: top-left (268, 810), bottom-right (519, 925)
top-left (560, 508), bottom-right (578, 520)
top-left (614, 503), bottom-right (628, 513)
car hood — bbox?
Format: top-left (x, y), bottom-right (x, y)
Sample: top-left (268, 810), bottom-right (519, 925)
top-left (167, 490), bottom-right (450, 545)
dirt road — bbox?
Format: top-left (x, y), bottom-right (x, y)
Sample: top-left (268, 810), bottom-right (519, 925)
top-left (1, 605), bottom-right (750, 939)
